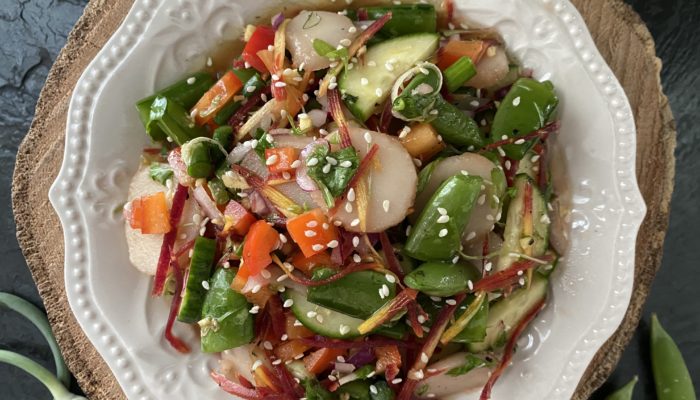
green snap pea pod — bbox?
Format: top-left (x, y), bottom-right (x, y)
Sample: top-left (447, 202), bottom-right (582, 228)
top-left (370, 380), bottom-right (395, 400)
top-left (303, 378), bottom-right (335, 400)
top-left (405, 175), bottom-right (483, 261)
top-left (374, 322), bottom-right (408, 340)
top-left (451, 295), bottom-right (489, 343)
top-left (393, 94), bottom-right (484, 148)
top-left (0, 293), bottom-right (70, 387)
top-left (651, 314), bottom-right (697, 400)
top-left (213, 70), bottom-right (265, 125)
top-left (307, 268), bottom-right (396, 319)
top-left (404, 261), bottom-right (480, 297)
top-left (177, 237), bottom-right (217, 323)
top-left (149, 96), bottom-right (207, 146)
top-left (491, 78), bottom-right (558, 160)
top-left (208, 177), bottom-right (230, 205)
top-left (338, 379), bottom-right (372, 400)
top-left (443, 56), bottom-right (477, 93)
top-left (200, 268), bottom-right (255, 353)
top-left (136, 72), bottom-right (215, 142)
top-left (365, 4), bottom-right (437, 38)
top-left (605, 376), bottom-right (638, 400)
top-left (186, 141), bottom-right (215, 178)
top-left (212, 125), bottom-right (233, 151)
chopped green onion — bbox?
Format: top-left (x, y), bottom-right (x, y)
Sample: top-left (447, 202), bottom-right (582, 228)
top-left (443, 56), bottom-right (477, 93)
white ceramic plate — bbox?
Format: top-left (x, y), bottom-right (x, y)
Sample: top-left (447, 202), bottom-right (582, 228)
top-left (49, 0), bottom-right (646, 399)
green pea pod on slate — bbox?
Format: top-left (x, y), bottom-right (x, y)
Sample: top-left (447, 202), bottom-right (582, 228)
top-left (404, 261), bottom-right (480, 297)
top-left (651, 314), bottom-right (697, 400)
top-left (149, 96), bottom-right (208, 146)
top-left (136, 72), bottom-right (215, 142)
top-left (307, 268), bottom-right (396, 319)
top-left (200, 268), bottom-right (255, 353)
top-left (491, 78), bottom-right (558, 160)
top-left (605, 376), bottom-right (638, 400)
top-left (405, 174), bottom-right (483, 261)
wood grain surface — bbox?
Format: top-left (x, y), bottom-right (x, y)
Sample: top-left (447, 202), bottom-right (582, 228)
top-left (11, 0), bottom-right (675, 399)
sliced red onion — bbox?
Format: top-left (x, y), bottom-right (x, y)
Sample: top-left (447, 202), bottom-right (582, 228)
top-left (274, 182), bottom-right (321, 209)
top-left (271, 12), bottom-right (285, 30)
top-left (240, 151), bottom-right (269, 180)
top-left (248, 190), bottom-right (271, 215)
top-left (167, 148), bottom-right (195, 187)
top-left (296, 139), bottom-right (329, 191)
top-left (193, 185), bottom-right (224, 225)
top-left (307, 109), bottom-right (328, 127)
top-left (346, 347), bottom-right (376, 368)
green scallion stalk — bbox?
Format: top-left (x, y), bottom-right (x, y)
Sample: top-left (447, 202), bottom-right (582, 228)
top-left (0, 350), bottom-right (85, 400)
top-left (0, 293), bottom-right (70, 387)
top-left (443, 56), bottom-right (477, 93)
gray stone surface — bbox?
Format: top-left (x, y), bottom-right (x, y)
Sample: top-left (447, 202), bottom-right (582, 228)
top-left (0, 0), bottom-right (696, 398)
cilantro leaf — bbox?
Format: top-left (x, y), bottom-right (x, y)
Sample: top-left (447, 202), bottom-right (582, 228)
top-left (446, 354), bottom-right (488, 377)
top-left (306, 145), bottom-right (360, 201)
top-left (149, 163), bottom-right (174, 185)
top-left (252, 128), bottom-right (273, 158)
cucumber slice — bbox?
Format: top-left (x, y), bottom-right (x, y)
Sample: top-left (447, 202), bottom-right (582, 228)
top-left (340, 33), bottom-right (439, 121)
top-left (284, 289), bottom-right (364, 339)
top-left (177, 237), bottom-right (217, 323)
top-left (496, 174), bottom-right (550, 271)
top-left (467, 275), bottom-right (548, 353)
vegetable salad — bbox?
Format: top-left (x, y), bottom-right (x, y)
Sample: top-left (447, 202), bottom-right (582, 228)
top-left (124, 3), bottom-right (562, 399)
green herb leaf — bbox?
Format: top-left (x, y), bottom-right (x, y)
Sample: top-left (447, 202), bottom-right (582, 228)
top-left (304, 378), bottom-right (335, 400)
top-left (446, 354), bottom-right (488, 376)
top-left (313, 39), bottom-right (349, 67)
top-left (149, 163), bottom-right (174, 185)
top-left (253, 128), bottom-right (273, 158)
top-left (307, 146), bottom-right (360, 200)
top-left (417, 157), bottom-right (443, 194)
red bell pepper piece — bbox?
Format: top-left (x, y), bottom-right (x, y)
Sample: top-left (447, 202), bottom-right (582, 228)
top-left (243, 26), bottom-right (275, 73)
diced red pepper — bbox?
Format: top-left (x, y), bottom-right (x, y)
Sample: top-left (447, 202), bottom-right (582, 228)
top-left (289, 251), bottom-right (335, 277)
top-left (125, 192), bottom-right (171, 234)
top-left (125, 198), bottom-right (143, 230)
top-left (286, 209), bottom-right (338, 258)
top-left (224, 200), bottom-right (257, 236)
top-left (304, 348), bottom-right (346, 375)
top-left (243, 26), bottom-right (276, 73)
top-left (437, 40), bottom-right (488, 70)
top-left (265, 147), bottom-right (299, 174)
top-left (274, 339), bottom-right (312, 362)
top-left (190, 71), bottom-right (243, 125)
top-left (239, 220), bottom-right (280, 281)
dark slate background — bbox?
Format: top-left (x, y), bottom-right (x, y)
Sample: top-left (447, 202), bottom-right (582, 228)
top-left (0, 0), bottom-right (697, 398)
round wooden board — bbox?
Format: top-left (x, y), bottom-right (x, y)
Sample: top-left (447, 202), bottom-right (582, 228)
top-left (12, 0), bottom-right (676, 399)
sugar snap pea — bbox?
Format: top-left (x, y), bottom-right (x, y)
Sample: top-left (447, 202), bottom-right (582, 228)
top-left (605, 376), bottom-right (638, 400)
top-left (651, 314), bottom-right (697, 400)
top-left (149, 96), bottom-right (207, 146)
top-left (404, 261), bottom-right (480, 297)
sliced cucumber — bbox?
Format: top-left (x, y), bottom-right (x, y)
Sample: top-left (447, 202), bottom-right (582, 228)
top-left (177, 237), bottom-right (217, 323)
top-left (467, 275), bottom-right (548, 352)
top-left (284, 289), bottom-right (364, 339)
top-left (340, 33), bottom-right (439, 121)
top-left (496, 174), bottom-right (550, 272)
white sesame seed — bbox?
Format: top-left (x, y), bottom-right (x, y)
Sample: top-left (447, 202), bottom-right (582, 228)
top-left (420, 352), bottom-right (429, 363)
top-left (272, 359), bottom-right (282, 365)
top-left (504, 160), bottom-right (512, 170)
top-left (349, 26), bottom-right (357, 33)
top-left (452, 256), bottom-right (460, 264)
top-left (261, 269), bottom-right (271, 279)
top-left (445, 299), bottom-right (457, 306)
top-left (251, 360), bottom-right (262, 371)
top-left (339, 160), bottom-right (353, 168)
top-left (541, 213), bottom-right (551, 224)
top-left (206, 57), bottom-right (213, 67)
top-left (484, 262), bottom-right (493, 272)
top-left (326, 156), bottom-right (338, 165)
top-left (277, 274), bottom-right (289, 282)
top-left (386, 274), bottom-right (396, 283)
top-left (263, 341), bottom-right (273, 350)
top-left (519, 277), bottom-right (526, 286)
top-left (531, 154), bottom-right (541, 162)
top-left (281, 334), bottom-right (289, 341)
top-left (339, 324), bottom-right (351, 335)
top-left (437, 207), bottom-right (447, 216)
top-left (437, 215), bottom-right (450, 224)
top-left (438, 229), bottom-right (448, 238)
top-left (337, 355), bottom-right (346, 363)
top-left (378, 288), bottom-right (386, 299)
top-left (252, 284), bottom-right (262, 293)
top-left (274, 81), bottom-right (287, 88)
top-left (329, 82), bottom-right (338, 90)
top-left (352, 236), bottom-right (360, 247)
top-left (307, 158), bottom-right (319, 167)
top-left (322, 223), bottom-right (329, 230)
top-left (347, 187), bottom-right (356, 201)
top-left (246, 85), bottom-right (256, 93)
top-left (249, 305), bottom-right (260, 314)
top-left (429, 109), bottom-right (439, 115)
top-left (350, 219), bottom-right (360, 227)
top-left (307, 311), bottom-right (317, 318)
top-left (381, 284), bottom-right (390, 297)
top-left (340, 38), bottom-right (352, 46)
top-left (513, 96), bottom-right (521, 106)
top-left (417, 315), bottom-right (427, 324)
top-left (406, 225), bottom-right (412, 236)
top-left (353, 254), bottom-right (362, 263)
top-left (186, 77), bottom-right (196, 85)
top-left (312, 244), bottom-right (324, 251)
top-left (305, 230), bottom-right (317, 237)
top-left (382, 200), bottom-right (391, 213)
top-left (399, 126), bottom-right (411, 139)
top-left (392, 378), bottom-right (403, 384)
top-left (514, 138), bottom-right (526, 145)
top-left (497, 147), bottom-right (506, 157)
top-left (375, 88), bottom-right (383, 97)
top-left (327, 240), bottom-right (339, 248)
top-left (486, 214), bottom-right (494, 221)
top-left (345, 202), bottom-right (353, 213)
top-left (316, 314), bottom-right (324, 323)
top-left (266, 154), bottom-right (279, 166)
top-left (201, 280), bottom-right (210, 290)
top-left (307, 221), bottom-right (318, 228)
top-left (360, 77), bottom-right (369, 86)
top-left (370, 384), bottom-right (378, 394)
top-left (467, 280), bottom-right (474, 290)
top-left (364, 131), bottom-right (372, 143)
top-left (413, 158), bottom-right (422, 167)
top-left (322, 163), bottom-right (332, 174)
top-left (282, 171), bottom-right (292, 180)
top-left (334, 220), bottom-right (343, 226)
top-left (385, 62), bottom-right (395, 71)
top-left (283, 299), bottom-right (294, 308)
top-left (478, 194), bottom-right (486, 205)
top-left (294, 319), bottom-right (303, 326)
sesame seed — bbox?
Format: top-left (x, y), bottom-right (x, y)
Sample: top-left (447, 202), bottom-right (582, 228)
top-left (364, 131), bottom-right (372, 143)
top-left (281, 334), bottom-right (289, 341)
top-left (271, 74), bottom-right (280, 81)
top-left (501, 135), bottom-right (509, 140)
top-left (339, 324), bottom-right (351, 335)
top-left (486, 214), bottom-right (494, 221)
top-left (399, 126), bottom-right (411, 139)
top-left (186, 77), bottom-right (196, 85)
top-left (277, 274), bottom-right (289, 282)
top-left (437, 215), bottom-right (450, 224)
top-left (381, 284), bottom-right (390, 297)
top-left (361, 78), bottom-right (369, 86)
top-left (339, 160), bottom-right (353, 168)
top-left (470, 100), bottom-right (480, 107)
top-left (513, 96), bottom-right (521, 106)
top-left (505, 160), bottom-right (512, 170)
top-left (202, 280), bottom-right (210, 290)
top-left (375, 88), bottom-right (383, 97)
top-left (322, 163), bottom-right (332, 174)
top-left (437, 207), bottom-right (447, 216)
top-left (251, 360), bottom-right (262, 371)
top-left (323, 223), bottom-right (329, 230)
top-left (417, 315), bottom-right (427, 324)
top-left (316, 314), bottom-right (324, 323)
top-left (385, 62), bottom-right (395, 71)
top-left (438, 229), bottom-right (448, 237)
top-left (392, 378), bottom-right (403, 384)
top-left (266, 154), bottom-right (279, 165)
top-left (272, 359), bottom-right (282, 365)
top-left (347, 188), bottom-right (356, 201)
top-left (484, 262), bottom-right (493, 272)
top-left (350, 219), bottom-right (360, 227)
top-left (312, 244), bottom-right (324, 251)
top-left (307, 220), bottom-right (318, 228)
top-left (307, 311), bottom-right (317, 318)
top-left (452, 256), bottom-right (459, 264)
top-left (263, 341), bottom-right (273, 350)
top-left (478, 194), bottom-right (486, 205)
top-left (249, 305), bottom-right (260, 314)
top-left (252, 284), bottom-right (262, 294)
top-left (370, 385), bottom-right (378, 394)
top-left (353, 254), bottom-right (362, 263)
top-left (345, 202), bottom-right (353, 213)
top-left (497, 147), bottom-right (506, 157)
top-left (307, 158), bottom-right (319, 167)
top-left (326, 156), bottom-right (338, 165)
top-left (246, 85), bottom-right (256, 93)
top-left (467, 280), bottom-right (474, 290)
top-left (445, 299), bottom-right (457, 306)
top-left (327, 240), bottom-right (339, 248)
top-left (429, 109), bottom-right (439, 115)
top-left (293, 319), bottom-right (303, 326)
top-left (352, 236), bottom-right (360, 247)
top-left (334, 220), bottom-right (343, 226)
top-left (531, 154), bottom-right (541, 162)
top-left (406, 225), bottom-right (412, 236)
top-left (541, 214), bottom-right (551, 223)
top-left (283, 299), bottom-right (294, 308)
top-left (420, 352), bottom-right (429, 363)
top-left (349, 26), bottom-right (357, 33)
top-left (261, 269), bottom-right (271, 279)
top-left (386, 274), bottom-right (396, 283)
top-left (514, 138), bottom-right (526, 145)
top-left (282, 171), bottom-right (291, 180)
top-left (382, 200), bottom-right (391, 213)
top-left (378, 288), bottom-right (386, 299)
top-left (206, 57), bottom-right (213, 67)
top-left (519, 277), bottom-right (526, 286)
top-left (329, 82), bottom-right (338, 90)
top-left (305, 230), bottom-right (317, 237)
top-left (413, 158), bottom-right (422, 167)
